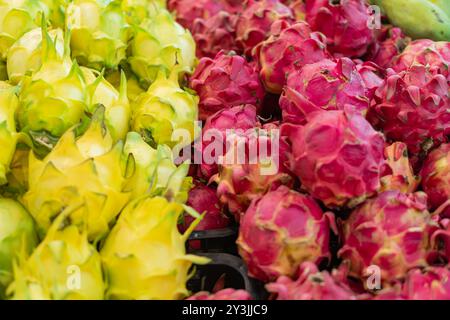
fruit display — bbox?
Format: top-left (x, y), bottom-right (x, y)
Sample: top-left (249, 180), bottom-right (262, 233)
top-left (0, 0), bottom-right (448, 302)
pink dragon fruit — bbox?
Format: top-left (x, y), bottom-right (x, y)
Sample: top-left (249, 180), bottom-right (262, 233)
top-left (286, 0), bottom-right (306, 20)
top-left (213, 122), bottom-right (293, 221)
top-left (402, 267), bottom-right (450, 300)
top-left (432, 217), bottom-right (450, 264)
top-left (373, 267), bottom-right (450, 300)
top-left (254, 21), bottom-right (330, 94)
top-left (235, 0), bottom-right (294, 57)
top-left (420, 143), bottom-right (450, 214)
top-left (266, 262), bottom-right (359, 300)
top-left (191, 11), bottom-right (239, 58)
top-left (190, 51), bottom-right (265, 120)
top-left (179, 182), bottom-right (229, 233)
top-left (168, 0), bottom-right (230, 31)
top-left (197, 105), bottom-right (260, 180)
top-left (237, 186), bottom-right (335, 282)
top-left (380, 142), bottom-right (419, 194)
top-left (392, 40), bottom-right (450, 81)
top-left (279, 58), bottom-right (370, 125)
top-left (355, 61), bottom-right (385, 101)
top-left (282, 110), bottom-right (385, 208)
top-left (366, 26), bottom-right (410, 69)
top-left (187, 288), bottom-right (252, 300)
top-left (369, 65), bottom-right (450, 170)
top-left (339, 190), bottom-right (439, 285)
top-left (305, 0), bottom-right (375, 58)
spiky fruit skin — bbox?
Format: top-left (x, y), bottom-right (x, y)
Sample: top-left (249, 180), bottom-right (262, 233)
top-left (254, 21), bottom-right (330, 94)
top-left (131, 72), bottom-right (199, 148)
top-left (0, 146), bottom-right (30, 197)
top-left (0, 0), bottom-right (53, 60)
top-left (281, 0), bottom-right (306, 20)
top-left (190, 51), bottom-right (264, 120)
top-left (101, 196), bottom-right (209, 300)
top-left (128, 9), bottom-right (196, 87)
top-left (0, 199), bottom-right (37, 299)
top-left (81, 67), bottom-right (130, 143)
top-left (168, 0), bottom-right (229, 31)
top-left (66, 0), bottom-right (131, 70)
top-left (179, 182), bottom-right (229, 233)
top-left (355, 61), bottom-right (384, 102)
top-left (6, 28), bottom-right (64, 84)
top-left (366, 26), bottom-right (410, 69)
top-left (237, 186), bottom-right (334, 282)
top-left (235, 0), bottom-right (294, 57)
top-left (392, 40), bottom-right (450, 81)
top-left (0, 82), bottom-right (20, 185)
top-left (121, 0), bottom-right (166, 25)
top-left (339, 191), bottom-right (438, 285)
top-left (305, 0), bottom-right (375, 58)
top-left (374, 267), bottom-right (450, 300)
top-left (124, 132), bottom-right (192, 203)
top-left (266, 262), bottom-right (358, 300)
top-left (283, 110), bottom-right (385, 208)
top-left (280, 58), bottom-right (369, 125)
top-left (197, 105), bottom-right (259, 179)
top-left (381, 142), bottom-right (419, 193)
top-left (369, 65), bottom-right (450, 170)
top-left (192, 11), bottom-right (239, 59)
top-left (105, 68), bottom-right (146, 103)
top-left (214, 122), bottom-right (293, 221)
top-left (402, 267), bottom-right (450, 300)
top-left (420, 143), bottom-right (450, 214)
top-left (9, 213), bottom-right (104, 300)
top-left (17, 28), bottom-right (89, 154)
top-left (187, 288), bottom-right (252, 300)
top-left (22, 108), bottom-right (132, 242)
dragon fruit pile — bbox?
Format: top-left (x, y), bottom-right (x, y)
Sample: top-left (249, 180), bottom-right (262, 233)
top-left (0, 0), bottom-right (448, 301)
top-left (174, 0), bottom-right (450, 300)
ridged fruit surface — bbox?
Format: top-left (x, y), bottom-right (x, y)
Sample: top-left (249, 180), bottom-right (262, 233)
top-left (283, 110), bottom-right (385, 208)
top-left (237, 186), bottom-right (334, 282)
top-left (280, 58), bottom-right (369, 125)
top-left (305, 0), bottom-right (375, 57)
top-left (101, 196), bottom-right (209, 300)
top-left (235, 0), bottom-right (294, 56)
top-left (339, 191), bottom-right (438, 285)
top-left (190, 51), bottom-right (264, 120)
top-left (369, 65), bottom-right (449, 169)
top-left (266, 262), bottom-right (359, 300)
top-left (254, 21), bottom-right (330, 94)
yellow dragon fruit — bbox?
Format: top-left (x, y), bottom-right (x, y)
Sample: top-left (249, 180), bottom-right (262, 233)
top-left (101, 195), bottom-right (209, 300)
top-left (131, 71), bottom-right (199, 148)
top-left (0, 61), bottom-right (6, 80)
top-left (124, 132), bottom-right (192, 202)
top-left (22, 107), bottom-right (132, 242)
top-left (128, 9), bottom-right (196, 87)
top-left (66, 0), bottom-right (131, 70)
top-left (0, 0), bottom-right (46, 60)
top-left (0, 146), bottom-right (30, 197)
top-left (0, 82), bottom-right (21, 185)
top-left (106, 69), bottom-right (146, 103)
top-left (121, 0), bottom-right (166, 25)
top-left (8, 204), bottom-right (105, 300)
top-left (6, 27), bottom-right (64, 84)
top-left (17, 25), bottom-right (89, 155)
top-left (81, 67), bottom-right (130, 142)
top-left (0, 0), bottom-right (66, 59)
top-left (0, 198), bottom-right (37, 299)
